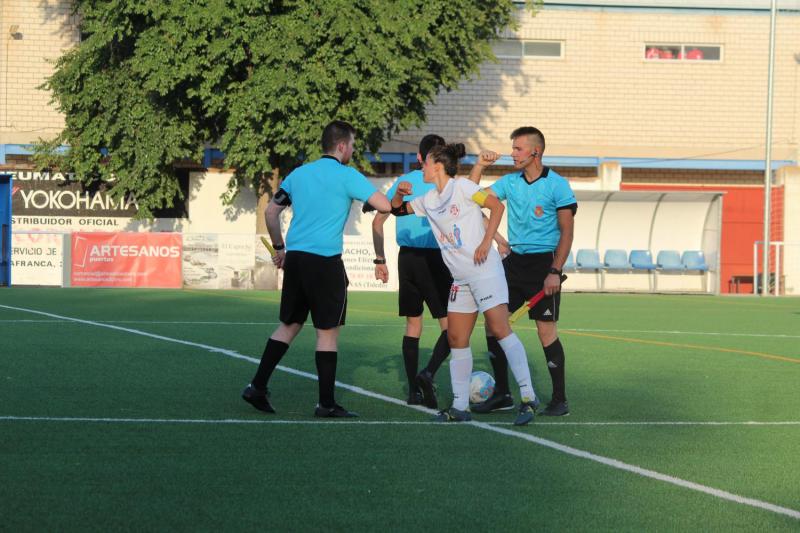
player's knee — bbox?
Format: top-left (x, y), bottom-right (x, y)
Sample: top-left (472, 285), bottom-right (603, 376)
top-left (447, 331), bottom-right (469, 349)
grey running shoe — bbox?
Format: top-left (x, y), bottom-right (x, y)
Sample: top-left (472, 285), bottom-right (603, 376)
top-left (432, 407), bottom-right (472, 422)
top-left (513, 398), bottom-right (539, 426)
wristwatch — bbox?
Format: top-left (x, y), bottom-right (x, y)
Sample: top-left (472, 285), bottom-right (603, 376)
top-left (548, 267), bottom-right (562, 275)
top-left (374, 258), bottom-right (387, 265)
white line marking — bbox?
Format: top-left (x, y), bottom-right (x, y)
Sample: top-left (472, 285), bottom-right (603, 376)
top-left (0, 319), bottom-right (401, 327)
top-left (2, 415), bottom-right (798, 428)
top-left (1, 303), bottom-right (798, 521)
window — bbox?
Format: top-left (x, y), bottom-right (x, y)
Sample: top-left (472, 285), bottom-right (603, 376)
top-left (644, 44), bottom-right (722, 62)
top-left (493, 39), bottom-right (563, 59)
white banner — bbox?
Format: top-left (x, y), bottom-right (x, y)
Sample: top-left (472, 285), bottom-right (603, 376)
top-left (10, 232), bottom-right (65, 286)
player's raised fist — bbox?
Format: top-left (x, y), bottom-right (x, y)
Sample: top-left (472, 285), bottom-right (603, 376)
top-left (477, 150), bottom-right (500, 167)
top-left (396, 181), bottom-right (413, 197)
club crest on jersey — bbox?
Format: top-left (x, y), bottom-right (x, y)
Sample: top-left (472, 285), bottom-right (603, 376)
top-left (450, 204), bottom-right (459, 217)
top-left (534, 205), bottom-right (544, 217)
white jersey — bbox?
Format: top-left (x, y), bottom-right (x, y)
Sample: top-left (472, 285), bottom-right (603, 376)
top-left (410, 177), bottom-right (504, 283)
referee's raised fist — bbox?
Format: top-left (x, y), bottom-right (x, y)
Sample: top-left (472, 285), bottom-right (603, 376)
top-left (477, 150), bottom-right (500, 166)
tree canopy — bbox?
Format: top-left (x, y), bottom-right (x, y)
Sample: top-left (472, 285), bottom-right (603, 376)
top-left (39, 0), bottom-right (535, 217)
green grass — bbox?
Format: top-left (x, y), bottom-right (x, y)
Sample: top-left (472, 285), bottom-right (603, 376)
top-left (1, 288), bottom-right (798, 531)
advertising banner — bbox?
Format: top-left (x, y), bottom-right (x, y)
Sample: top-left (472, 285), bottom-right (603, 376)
top-left (10, 232), bottom-right (65, 286)
top-left (71, 232), bottom-right (182, 287)
top-left (182, 234), bottom-right (259, 289)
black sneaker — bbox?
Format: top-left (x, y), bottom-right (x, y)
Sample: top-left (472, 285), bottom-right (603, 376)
top-left (415, 370), bottom-right (438, 409)
top-left (540, 400), bottom-right (569, 417)
top-left (241, 384), bottom-right (275, 413)
top-left (314, 403), bottom-right (359, 418)
top-left (513, 398), bottom-right (539, 426)
top-left (471, 392), bottom-right (514, 414)
top-left (431, 407), bottom-right (472, 422)
top-left (407, 391), bottom-right (424, 406)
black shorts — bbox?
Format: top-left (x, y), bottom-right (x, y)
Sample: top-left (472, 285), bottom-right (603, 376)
top-left (279, 251), bottom-right (348, 329)
top-left (397, 246), bottom-right (452, 319)
top-left (503, 251), bottom-right (560, 322)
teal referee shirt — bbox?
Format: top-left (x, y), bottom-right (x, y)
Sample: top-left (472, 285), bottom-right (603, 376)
top-left (280, 156), bottom-right (377, 256)
top-left (490, 167), bottom-right (577, 254)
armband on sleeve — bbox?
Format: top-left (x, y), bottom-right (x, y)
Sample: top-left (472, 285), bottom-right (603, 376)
top-left (390, 201), bottom-right (411, 216)
top-left (471, 189), bottom-right (490, 207)
top-left (273, 188), bottom-right (292, 207)
top-left (362, 202), bottom-right (376, 213)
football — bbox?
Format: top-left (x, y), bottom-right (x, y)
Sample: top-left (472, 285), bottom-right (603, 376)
top-left (469, 371), bottom-right (495, 404)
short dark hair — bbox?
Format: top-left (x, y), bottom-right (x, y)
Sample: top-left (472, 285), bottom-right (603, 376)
top-left (322, 120), bottom-right (356, 153)
top-left (510, 126), bottom-right (545, 152)
top-left (418, 134), bottom-right (445, 160)
top-left (428, 143), bottom-right (466, 177)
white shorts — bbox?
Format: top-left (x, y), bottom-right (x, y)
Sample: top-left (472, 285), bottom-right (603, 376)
top-left (447, 274), bottom-right (509, 314)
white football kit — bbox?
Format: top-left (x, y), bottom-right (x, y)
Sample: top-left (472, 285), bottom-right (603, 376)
top-left (410, 178), bottom-right (508, 314)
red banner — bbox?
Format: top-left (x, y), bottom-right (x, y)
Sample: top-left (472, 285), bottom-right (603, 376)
top-left (71, 232), bottom-right (182, 288)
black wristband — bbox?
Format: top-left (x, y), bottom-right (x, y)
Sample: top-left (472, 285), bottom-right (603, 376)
top-left (273, 243), bottom-right (285, 251)
top-left (373, 258), bottom-right (386, 265)
top-left (548, 267), bottom-right (562, 275)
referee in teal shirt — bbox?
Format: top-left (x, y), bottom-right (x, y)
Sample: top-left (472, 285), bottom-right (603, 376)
top-left (370, 135), bottom-right (453, 409)
top-left (242, 120), bottom-right (391, 418)
top-left (469, 126), bottom-right (576, 417)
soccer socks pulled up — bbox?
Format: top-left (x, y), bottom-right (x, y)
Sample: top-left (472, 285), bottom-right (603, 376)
top-left (486, 336), bottom-right (510, 395)
top-left (251, 338), bottom-right (290, 390)
top-left (401, 336), bottom-right (420, 392)
top-left (424, 330), bottom-right (450, 377)
top-left (449, 347), bottom-right (473, 411)
top-left (498, 333), bottom-right (536, 401)
top-left (315, 351), bottom-right (338, 408)
top-left (543, 338), bottom-right (566, 403)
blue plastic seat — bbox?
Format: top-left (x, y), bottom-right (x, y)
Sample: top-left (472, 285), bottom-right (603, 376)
top-left (563, 251), bottom-right (576, 271)
top-left (629, 250), bottom-right (656, 270)
top-left (656, 250), bottom-right (683, 271)
top-left (682, 250), bottom-right (709, 272)
top-left (576, 249), bottom-right (603, 270)
top-left (604, 249), bottom-right (630, 270)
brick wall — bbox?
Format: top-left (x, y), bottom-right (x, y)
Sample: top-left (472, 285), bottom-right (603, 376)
top-left (0, 0), bottom-right (79, 145)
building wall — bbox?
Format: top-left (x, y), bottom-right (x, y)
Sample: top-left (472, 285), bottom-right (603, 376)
top-left (387, 5), bottom-right (800, 163)
top-left (0, 0), bottom-right (78, 145)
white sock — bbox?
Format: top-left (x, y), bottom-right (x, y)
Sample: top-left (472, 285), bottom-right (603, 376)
top-left (449, 347), bottom-right (473, 411)
top-left (498, 333), bottom-right (537, 402)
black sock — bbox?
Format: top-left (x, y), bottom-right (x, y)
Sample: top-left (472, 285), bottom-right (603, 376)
top-left (424, 330), bottom-right (450, 377)
top-left (251, 338), bottom-right (289, 390)
top-left (315, 351), bottom-right (338, 408)
top-left (487, 336), bottom-right (510, 395)
top-left (401, 336), bottom-right (420, 392)
top-left (543, 338), bottom-right (566, 403)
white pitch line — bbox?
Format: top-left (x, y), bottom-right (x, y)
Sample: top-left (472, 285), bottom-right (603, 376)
top-left (1, 303), bottom-right (798, 521)
top-left (0, 319), bottom-right (402, 327)
top-left (2, 415), bottom-right (799, 428)
top-left (1, 318), bottom-right (798, 339)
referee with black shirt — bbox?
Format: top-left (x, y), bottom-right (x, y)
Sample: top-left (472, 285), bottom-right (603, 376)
top-left (242, 120), bottom-right (391, 417)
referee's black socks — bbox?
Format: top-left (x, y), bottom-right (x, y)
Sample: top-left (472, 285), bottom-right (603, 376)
top-left (486, 336), bottom-right (510, 395)
top-left (252, 338), bottom-right (289, 390)
top-left (402, 336), bottom-right (420, 393)
top-left (543, 338), bottom-right (566, 403)
top-left (423, 330), bottom-right (450, 377)
top-left (315, 351), bottom-right (338, 408)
